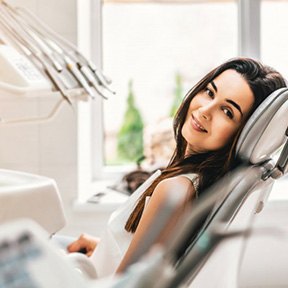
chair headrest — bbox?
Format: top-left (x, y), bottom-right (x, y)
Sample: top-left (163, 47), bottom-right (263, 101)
top-left (236, 88), bottom-right (288, 164)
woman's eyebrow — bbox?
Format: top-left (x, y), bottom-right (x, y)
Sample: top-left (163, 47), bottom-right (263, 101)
top-left (225, 99), bottom-right (243, 117)
top-left (210, 80), bottom-right (217, 92)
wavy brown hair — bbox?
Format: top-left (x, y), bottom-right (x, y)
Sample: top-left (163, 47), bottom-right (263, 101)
top-left (125, 57), bottom-right (286, 233)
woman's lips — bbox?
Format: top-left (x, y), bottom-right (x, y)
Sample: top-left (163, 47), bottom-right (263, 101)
top-left (191, 115), bottom-right (207, 133)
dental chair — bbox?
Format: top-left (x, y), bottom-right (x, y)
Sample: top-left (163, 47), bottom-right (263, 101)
top-left (113, 87), bottom-right (288, 288)
top-left (0, 169), bottom-right (66, 236)
top-left (156, 87), bottom-right (288, 288)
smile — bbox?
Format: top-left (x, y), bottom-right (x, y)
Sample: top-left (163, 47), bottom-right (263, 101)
top-left (191, 115), bottom-right (207, 133)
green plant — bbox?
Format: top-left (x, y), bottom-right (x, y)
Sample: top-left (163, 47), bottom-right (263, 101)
top-left (170, 72), bottom-right (184, 117)
top-left (117, 80), bottom-right (144, 162)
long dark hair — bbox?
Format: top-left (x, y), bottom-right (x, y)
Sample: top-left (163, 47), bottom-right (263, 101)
top-left (125, 57), bottom-right (286, 233)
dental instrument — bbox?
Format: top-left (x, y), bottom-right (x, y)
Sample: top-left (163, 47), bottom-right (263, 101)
top-left (0, 0), bottom-right (115, 119)
top-left (3, 1), bottom-right (115, 98)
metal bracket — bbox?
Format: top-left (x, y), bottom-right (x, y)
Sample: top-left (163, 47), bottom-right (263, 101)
top-left (262, 126), bottom-right (288, 180)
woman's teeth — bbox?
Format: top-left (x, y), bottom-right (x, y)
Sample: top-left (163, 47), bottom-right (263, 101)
top-left (195, 120), bottom-right (207, 132)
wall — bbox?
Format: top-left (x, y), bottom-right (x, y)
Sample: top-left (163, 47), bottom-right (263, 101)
top-left (0, 0), bottom-right (111, 238)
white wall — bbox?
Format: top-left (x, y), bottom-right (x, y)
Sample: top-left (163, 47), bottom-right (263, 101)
top-left (2, 0), bottom-right (77, 177)
top-left (0, 0), bottom-right (111, 238)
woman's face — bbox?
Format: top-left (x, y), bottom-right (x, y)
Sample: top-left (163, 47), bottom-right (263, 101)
top-left (182, 69), bottom-right (254, 155)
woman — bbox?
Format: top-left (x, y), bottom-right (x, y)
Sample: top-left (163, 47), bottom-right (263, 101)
top-left (67, 57), bottom-right (286, 277)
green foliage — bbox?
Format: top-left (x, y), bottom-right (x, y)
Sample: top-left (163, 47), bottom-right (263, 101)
top-left (170, 72), bottom-right (184, 117)
top-left (117, 80), bottom-right (144, 162)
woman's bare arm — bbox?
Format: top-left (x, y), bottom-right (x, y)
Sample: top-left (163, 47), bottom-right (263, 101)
top-left (116, 175), bottom-right (196, 274)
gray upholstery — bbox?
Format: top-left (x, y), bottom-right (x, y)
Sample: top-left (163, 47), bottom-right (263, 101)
top-left (236, 88), bottom-right (288, 164)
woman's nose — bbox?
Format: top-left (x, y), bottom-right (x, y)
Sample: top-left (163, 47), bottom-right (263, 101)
top-left (198, 105), bottom-right (212, 121)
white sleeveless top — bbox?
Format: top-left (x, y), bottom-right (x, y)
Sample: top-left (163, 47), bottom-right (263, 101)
top-left (90, 170), bottom-right (199, 278)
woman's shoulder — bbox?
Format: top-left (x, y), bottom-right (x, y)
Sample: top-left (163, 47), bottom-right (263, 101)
top-left (155, 174), bottom-right (198, 200)
top-left (178, 173), bottom-right (199, 195)
top-left (160, 174), bottom-right (197, 186)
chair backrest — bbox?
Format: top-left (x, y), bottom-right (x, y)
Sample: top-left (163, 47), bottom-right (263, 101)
top-left (160, 88), bottom-right (288, 288)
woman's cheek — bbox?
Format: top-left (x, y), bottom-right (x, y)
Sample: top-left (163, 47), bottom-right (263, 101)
top-left (212, 123), bottom-right (235, 147)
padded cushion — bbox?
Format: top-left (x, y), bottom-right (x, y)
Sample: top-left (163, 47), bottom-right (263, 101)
top-left (236, 88), bottom-right (288, 164)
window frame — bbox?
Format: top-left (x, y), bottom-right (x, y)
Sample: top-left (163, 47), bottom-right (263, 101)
top-left (77, 0), bottom-right (260, 201)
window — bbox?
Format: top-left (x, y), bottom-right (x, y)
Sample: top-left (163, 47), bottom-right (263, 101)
top-left (102, 0), bottom-right (238, 169)
top-left (77, 0), bottom-right (263, 201)
top-left (261, 0), bottom-right (288, 77)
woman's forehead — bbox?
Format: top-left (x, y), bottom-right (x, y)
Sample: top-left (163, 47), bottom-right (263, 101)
top-left (212, 70), bottom-right (254, 116)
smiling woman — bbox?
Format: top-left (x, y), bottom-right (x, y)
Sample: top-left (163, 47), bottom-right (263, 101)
top-left (124, 57), bottom-right (286, 234)
top-left (68, 57), bottom-right (286, 278)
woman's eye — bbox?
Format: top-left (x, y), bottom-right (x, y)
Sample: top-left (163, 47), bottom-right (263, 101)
top-left (205, 87), bottom-right (214, 98)
top-left (223, 107), bottom-right (234, 119)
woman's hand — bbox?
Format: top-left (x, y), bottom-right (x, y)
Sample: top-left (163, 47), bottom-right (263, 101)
top-left (67, 233), bottom-right (100, 257)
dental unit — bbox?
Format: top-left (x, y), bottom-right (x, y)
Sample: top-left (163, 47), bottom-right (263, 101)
top-left (0, 0), bottom-right (114, 124)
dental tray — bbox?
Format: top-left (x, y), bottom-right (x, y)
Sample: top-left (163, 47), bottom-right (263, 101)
top-left (0, 169), bottom-right (66, 235)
